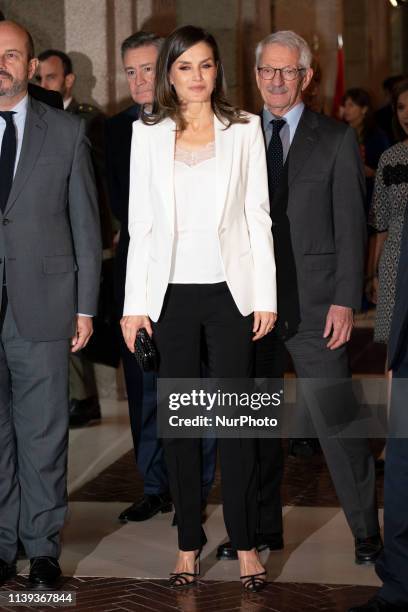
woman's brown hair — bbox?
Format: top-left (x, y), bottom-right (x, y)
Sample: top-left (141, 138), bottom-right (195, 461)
top-left (142, 25), bottom-right (248, 130)
top-left (392, 78), bottom-right (408, 143)
top-left (342, 88), bottom-right (376, 141)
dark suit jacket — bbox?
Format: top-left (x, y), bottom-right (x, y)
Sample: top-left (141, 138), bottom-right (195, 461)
top-left (28, 83), bottom-right (63, 109)
top-left (388, 205), bottom-right (408, 369)
top-left (271, 107), bottom-right (367, 332)
top-left (0, 96), bottom-right (102, 341)
top-left (67, 98), bottom-right (112, 249)
top-left (105, 104), bottom-right (140, 311)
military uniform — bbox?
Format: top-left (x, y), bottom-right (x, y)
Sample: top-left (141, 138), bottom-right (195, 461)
top-left (66, 99), bottom-right (114, 425)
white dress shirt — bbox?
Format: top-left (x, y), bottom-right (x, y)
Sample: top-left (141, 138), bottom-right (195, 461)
top-left (63, 97), bottom-right (73, 110)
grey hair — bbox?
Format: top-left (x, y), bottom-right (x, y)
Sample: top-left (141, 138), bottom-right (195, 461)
top-left (255, 30), bottom-right (312, 69)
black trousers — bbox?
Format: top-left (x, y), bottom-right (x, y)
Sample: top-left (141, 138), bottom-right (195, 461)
top-left (376, 342), bottom-right (408, 604)
top-left (153, 283), bottom-right (257, 551)
top-left (253, 328), bottom-right (378, 540)
top-left (253, 331), bottom-right (285, 540)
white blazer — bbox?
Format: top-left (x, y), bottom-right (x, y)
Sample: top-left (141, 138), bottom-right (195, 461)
top-left (123, 112), bottom-right (277, 322)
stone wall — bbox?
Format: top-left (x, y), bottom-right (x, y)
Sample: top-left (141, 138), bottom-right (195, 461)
top-left (0, 0), bottom-right (398, 115)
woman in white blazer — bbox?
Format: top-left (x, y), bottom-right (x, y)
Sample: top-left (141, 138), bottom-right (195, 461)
top-left (121, 25), bottom-right (277, 592)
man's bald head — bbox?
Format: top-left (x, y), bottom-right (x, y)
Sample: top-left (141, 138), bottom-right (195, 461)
top-left (0, 20), bottom-right (38, 108)
top-left (0, 20), bottom-right (35, 60)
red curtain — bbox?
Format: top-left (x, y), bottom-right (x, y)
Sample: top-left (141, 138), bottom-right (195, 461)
top-left (332, 45), bottom-right (345, 119)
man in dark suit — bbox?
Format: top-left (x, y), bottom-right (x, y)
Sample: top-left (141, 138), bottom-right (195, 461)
top-left (349, 213), bottom-right (408, 611)
top-left (0, 21), bottom-right (101, 588)
top-left (36, 49), bottom-right (112, 427)
top-left (256, 29), bottom-right (380, 563)
top-left (219, 30), bottom-right (380, 565)
top-left (37, 48), bottom-right (114, 427)
top-left (105, 32), bottom-right (172, 522)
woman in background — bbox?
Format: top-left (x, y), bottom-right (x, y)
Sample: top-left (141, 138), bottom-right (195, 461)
top-left (121, 25), bottom-right (277, 592)
top-left (367, 79), bottom-right (408, 344)
top-left (343, 87), bottom-right (390, 218)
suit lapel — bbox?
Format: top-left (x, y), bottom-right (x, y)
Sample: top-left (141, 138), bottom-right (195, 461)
top-left (288, 107), bottom-right (319, 186)
top-left (214, 114), bottom-right (234, 226)
top-left (5, 96), bottom-right (47, 215)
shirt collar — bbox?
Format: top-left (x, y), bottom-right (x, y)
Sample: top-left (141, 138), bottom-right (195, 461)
top-left (8, 93), bottom-right (29, 116)
top-left (263, 101), bottom-right (304, 130)
top-left (63, 96), bottom-right (73, 110)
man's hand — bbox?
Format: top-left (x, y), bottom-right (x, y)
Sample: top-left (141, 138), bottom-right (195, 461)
top-left (323, 304), bottom-right (353, 350)
top-left (253, 311), bottom-right (277, 341)
top-left (120, 315), bottom-right (152, 353)
top-left (71, 315), bottom-right (94, 353)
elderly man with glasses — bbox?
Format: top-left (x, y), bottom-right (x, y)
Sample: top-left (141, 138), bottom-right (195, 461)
top-left (217, 30), bottom-right (380, 567)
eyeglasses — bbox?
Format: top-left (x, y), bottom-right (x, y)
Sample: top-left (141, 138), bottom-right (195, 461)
top-left (257, 66), bottom-right (306, 81)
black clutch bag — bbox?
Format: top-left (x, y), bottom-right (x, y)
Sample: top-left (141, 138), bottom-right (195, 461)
top-left (134, 328), bottom-right (159, 372)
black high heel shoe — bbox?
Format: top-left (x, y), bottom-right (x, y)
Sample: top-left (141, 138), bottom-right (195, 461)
top-left (169, 549), bottom-right (201, 589)
top-left (240, 570), bottom-right (267, 592)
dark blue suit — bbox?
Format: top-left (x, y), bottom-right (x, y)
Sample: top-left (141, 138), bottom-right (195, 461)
top-left (106, 105), bottom-right (168, 494)
top-left (375, 204), bottom-right (408, 605)
top-left (105, 106), bottom-right (216, 497)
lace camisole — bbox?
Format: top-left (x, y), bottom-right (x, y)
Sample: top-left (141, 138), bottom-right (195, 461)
top-left (169, 141), bottom-right (225, 284)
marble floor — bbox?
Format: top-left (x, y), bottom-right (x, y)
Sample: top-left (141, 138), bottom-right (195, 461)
top-left (17, 391), bottom-right (384, 589)
top-left (1, 327), bottom-right (388, 611)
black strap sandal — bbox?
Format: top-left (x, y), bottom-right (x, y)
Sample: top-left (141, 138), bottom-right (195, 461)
top-left (169, 570), bottom-right (198, 589)
top-left (240, 570), bottom-right (267, 592)
top-left (169, 551), bottom-right (201, 589)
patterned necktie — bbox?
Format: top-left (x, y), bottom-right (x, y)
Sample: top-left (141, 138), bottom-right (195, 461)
top-left (266, 118), bottom-right (286, 201)
top-left (0, 111), bottom-right (17, 213)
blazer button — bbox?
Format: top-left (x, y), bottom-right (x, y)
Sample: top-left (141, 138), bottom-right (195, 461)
top-left (2, 218), bottom-right (10, 225)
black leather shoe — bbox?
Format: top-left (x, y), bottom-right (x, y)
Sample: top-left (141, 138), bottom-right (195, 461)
top-left (216, 542), bottom-right (237, 560)
top-left (217, 534), bottom-right (284, 560)
top-left (355, 534), bottom-right (383, 565)
top-left (118, 494), bottom-right (172, 522)
top-left (289, 438), bottom-right (320, 457)
top-left (29, 557), bottom-right (61, 590)
top-left (0, 559), bottom-right (16, 585)
top-left (348, 596), bottom-right (408, 611)
top-left (69, 396), bottom-right (101, 428)
top-left (375, 458), bottom-right (385, 472)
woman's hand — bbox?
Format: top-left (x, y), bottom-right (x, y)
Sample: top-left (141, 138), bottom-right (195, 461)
top-left (364, 164), bottom-right (376, 178)
top-left (365, 276), bottom-right (379, 304)
top-left (120, 315), bottom-right (152, 353)
top-left (252, 311), bottom-right (277, 341)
